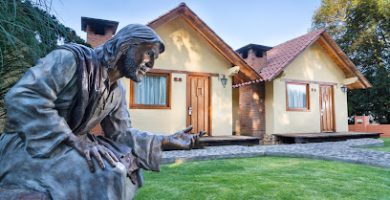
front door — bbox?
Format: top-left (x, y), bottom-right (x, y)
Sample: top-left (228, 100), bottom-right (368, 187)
top-left (320, 85), bottom-right (335, 132)
top-left (187, 75), bottom-right (210, 135)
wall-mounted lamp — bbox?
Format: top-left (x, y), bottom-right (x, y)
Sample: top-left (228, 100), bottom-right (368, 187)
top-left (220, 74), bottom-right (228, 88)
top-left (340, 85), bottom-right (348, 93)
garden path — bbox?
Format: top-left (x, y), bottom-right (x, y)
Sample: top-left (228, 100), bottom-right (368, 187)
top-left (162, 139), bottom-right (390, 168)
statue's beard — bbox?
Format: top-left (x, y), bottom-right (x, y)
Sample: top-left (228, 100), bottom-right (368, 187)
top-left (121, 55), bottom-right (144, 82)
top-left (119, 46), bottom-right (154, 83)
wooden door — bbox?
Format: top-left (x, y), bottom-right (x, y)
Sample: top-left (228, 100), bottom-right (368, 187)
top-left (187, 75), bottom-right (210, 135)
top-left (320, 85), bottom-right (335, 132)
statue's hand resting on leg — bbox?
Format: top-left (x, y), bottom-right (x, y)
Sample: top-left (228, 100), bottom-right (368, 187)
top-left (162, 125), bottom-right (206, 150)
top-left (67, 134), bottom-right (119, 172)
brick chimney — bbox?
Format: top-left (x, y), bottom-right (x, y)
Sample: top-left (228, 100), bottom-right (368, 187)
top-left (236, 44), bottom-right (272, 72)
top-left (81, 17), bottom-right (119, 48)
top-left (235, 44), bottom-right (271, 139)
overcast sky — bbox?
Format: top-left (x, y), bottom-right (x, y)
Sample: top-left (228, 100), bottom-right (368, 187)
top-left (50, 0), bottom-right (321, 49)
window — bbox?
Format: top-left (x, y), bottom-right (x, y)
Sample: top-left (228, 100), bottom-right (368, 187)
top-left (130, 73), bottom-right (171, 109)
top-left (286, 82), bottom-right (310, 111)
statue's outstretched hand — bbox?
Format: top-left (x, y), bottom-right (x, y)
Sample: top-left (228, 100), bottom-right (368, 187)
top-left (67, 134), bottom-right (119, 172)
top-left (162, 125), bottom-right (206, 150)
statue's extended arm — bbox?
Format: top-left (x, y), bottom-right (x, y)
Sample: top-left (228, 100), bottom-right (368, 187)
top-left (100, 82), bottom-right (203, 171)
top-left (4, 50), bottom-right (77, 158)
top-left (161, 126), bottom-right (205, 151)
top-left (100, 83), bottom-right (164, 171)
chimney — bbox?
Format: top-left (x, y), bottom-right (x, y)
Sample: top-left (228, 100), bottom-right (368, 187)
top-left (81, 17), bottom-right (119, 48)
top-left (237, 44), bottom-right (272, 72)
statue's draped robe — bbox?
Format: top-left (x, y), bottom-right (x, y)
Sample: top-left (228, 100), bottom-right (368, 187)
top-left (0, 45), bottom-right (163, 200)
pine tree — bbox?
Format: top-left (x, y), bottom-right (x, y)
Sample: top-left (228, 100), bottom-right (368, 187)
top-left (0, 0), bottom-right (89, 130)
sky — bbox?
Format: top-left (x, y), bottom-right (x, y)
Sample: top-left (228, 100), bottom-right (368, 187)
top-left (50, 0), bottom-right (321, 49)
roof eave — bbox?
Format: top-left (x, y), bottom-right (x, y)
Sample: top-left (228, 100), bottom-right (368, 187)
top-left (263, 31), bottom-right (371, 90)
top-left (265, 31), bottom-right (325, 81)
top-left (321, 32), bottom-right (372, 89)
top-left (147, 3), bottom-right (262, 82)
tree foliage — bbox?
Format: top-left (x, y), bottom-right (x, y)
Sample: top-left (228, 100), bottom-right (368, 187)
top-left (313, 0), bottom-right (390, 123)
top-left (0, 0), bottom-right (88, 130)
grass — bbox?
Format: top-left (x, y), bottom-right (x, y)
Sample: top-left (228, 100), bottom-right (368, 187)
top-left (136, 157), bottom-right (390, 200)
top-left (369, 138), bottom-right (390, 152)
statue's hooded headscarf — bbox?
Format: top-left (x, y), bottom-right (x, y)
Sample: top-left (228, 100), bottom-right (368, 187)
top-left (59, 24), bottom-right (165, 134)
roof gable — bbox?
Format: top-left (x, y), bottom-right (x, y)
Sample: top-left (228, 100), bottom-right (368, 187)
top-left (316, 32), bottom-right (371, 89)
top-left (261, 29), bottom-right (324, 81)
top-left (236, 29), bottom-right (371, 89)
top-left (147, 3), bottom-right (261, 82)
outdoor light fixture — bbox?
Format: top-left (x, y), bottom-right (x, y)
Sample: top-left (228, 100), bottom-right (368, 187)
top-left (340, 85), bottom-right (348, 93)
top-left (220, 74), bottom-right (228, 88)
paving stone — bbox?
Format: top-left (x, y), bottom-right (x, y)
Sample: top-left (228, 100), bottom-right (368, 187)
top-left (162, 139), bottom-right (390, 168)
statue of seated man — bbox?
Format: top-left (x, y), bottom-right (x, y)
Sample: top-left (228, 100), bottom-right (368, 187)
top-left (0, 24), bottom-right (203, 200)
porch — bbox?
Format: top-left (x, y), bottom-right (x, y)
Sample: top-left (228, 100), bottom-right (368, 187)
top-left (273, 132), bottom-right (382, 144)
top-left (197, 135), bottom-right (261, 147)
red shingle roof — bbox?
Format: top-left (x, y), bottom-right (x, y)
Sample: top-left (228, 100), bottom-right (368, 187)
top-left (233, 29), bottom-right (371, 89)
top-left (260, 29), bottom-right (325, 81)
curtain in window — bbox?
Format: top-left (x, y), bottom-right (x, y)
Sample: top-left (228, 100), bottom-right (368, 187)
top-left (134, 75), bottom-right (167, 105)
top-left (287, 84), bottom-right (307, 108)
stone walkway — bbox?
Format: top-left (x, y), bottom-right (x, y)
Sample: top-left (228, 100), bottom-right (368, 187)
top-left (162, 138), bottom-right (390, 168)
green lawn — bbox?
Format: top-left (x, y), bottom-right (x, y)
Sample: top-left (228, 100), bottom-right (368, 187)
top-left (369, 138), bottom-right (390, 152)
top-left (136, 157), bottom-right (390, 200)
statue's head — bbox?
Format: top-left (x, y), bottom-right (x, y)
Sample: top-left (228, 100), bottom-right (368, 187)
top-left (101, 24), bottom-right (165, 82)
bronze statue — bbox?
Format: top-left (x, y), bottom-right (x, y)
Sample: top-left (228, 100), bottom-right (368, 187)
top-left (0, 24), bottom-right (203, 199)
